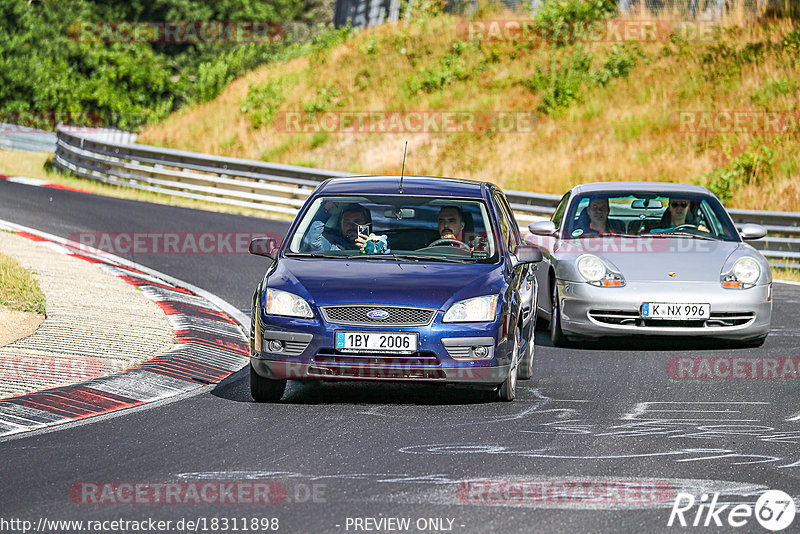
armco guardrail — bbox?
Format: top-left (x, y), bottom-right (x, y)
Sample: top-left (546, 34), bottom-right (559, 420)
top-left (53, 126), bottom-right (800, 269)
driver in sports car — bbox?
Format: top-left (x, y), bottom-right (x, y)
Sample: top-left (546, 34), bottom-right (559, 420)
top-left (650, 197), bottom-right (709, 233)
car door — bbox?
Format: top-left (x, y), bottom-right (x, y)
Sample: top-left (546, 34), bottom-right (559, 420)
top-left (493, 191), bottom-right (532, 338)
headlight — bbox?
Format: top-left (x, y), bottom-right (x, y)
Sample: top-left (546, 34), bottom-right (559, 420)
top-left (265, 288), bottom-right (313, 318)
top-left (576, 255), bottom-right (625, 287)
top-left (722, 257), bottom-right (761, 289)
top-left (443, 295), bottom-right (499, 323)
top-left (577, 255), bottom-right (605, 281)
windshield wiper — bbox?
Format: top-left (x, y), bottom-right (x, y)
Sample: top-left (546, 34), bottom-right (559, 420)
top-left (658, 231), bottom-right (718, 240)
top-left (570, 233), bottom-right (642, 239)
top-left (403, 254), bottom-right (473, 263)
top-left (284, 252), bottom-right (361, 259)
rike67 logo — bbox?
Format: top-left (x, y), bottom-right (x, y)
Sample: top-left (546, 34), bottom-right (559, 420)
top-left (668, 490), bottom-right (796, 531)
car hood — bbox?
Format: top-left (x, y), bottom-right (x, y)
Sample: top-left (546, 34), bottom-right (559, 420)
top-left (267, 258), bottom-right (504, 309)
top-left (555, 237), bottom-right (741, 282)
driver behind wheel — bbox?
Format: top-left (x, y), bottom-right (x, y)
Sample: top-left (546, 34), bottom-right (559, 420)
top-left (432, 206), bottom-right (475, 252)
top-left (438, 206), bottom-right (466, 242)
top-left (651, 197), bottom-right (709, 233)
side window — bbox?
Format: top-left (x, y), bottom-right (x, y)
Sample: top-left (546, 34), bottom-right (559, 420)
top-left (493, 193), bottom-right (518, 251)
top-left (551, 193), bottom-right (571, 229)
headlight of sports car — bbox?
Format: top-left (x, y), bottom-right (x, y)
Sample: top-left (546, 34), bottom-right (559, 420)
top-left (576, 254), bottom-right (625, 287)
top-left (721, 257), bottom-right (761, 289)
top-left (265, 288), bottom-right (313, 318)
top-left (443, 295), bottom-right (499, 323)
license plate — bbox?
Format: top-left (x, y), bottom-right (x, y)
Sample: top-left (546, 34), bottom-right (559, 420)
top-left (335, 331), bottom-right (417, 353)
top-left (641, 302), bottom-right (710, 320)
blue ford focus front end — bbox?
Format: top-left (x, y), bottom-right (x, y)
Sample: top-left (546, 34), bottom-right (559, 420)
top-left (248, 176), bottom-right (542, 402)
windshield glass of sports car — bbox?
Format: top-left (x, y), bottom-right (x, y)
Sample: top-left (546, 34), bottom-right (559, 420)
top-left (563, 193), bottom-right (739, 241)
top-left (287, 195), bottom-right (498, 261)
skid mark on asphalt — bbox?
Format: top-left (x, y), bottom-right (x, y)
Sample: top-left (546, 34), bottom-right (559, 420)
top-left (393, 398), bottom-right (800, 469)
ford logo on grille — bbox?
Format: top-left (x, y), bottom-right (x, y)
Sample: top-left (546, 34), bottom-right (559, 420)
top-left (367, 309), bottom-right (390, 320)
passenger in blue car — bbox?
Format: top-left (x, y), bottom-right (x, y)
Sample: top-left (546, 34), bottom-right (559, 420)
top-left (302, 202), bottom-right (371, 252)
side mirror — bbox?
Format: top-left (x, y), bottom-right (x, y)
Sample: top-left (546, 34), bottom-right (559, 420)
top-left (528, 220), bottom-right (557, 236)
top-left (513, 245), bottom-right (543, 264)
top-left (249, 237), bottom-right (278, 259)
top-left (739, 223), bottom-right (767, 240)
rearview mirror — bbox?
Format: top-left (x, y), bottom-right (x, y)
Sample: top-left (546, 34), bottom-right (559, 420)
top-left (739, 223), bottom-right (767, 240)
top-left (631, 199), bottom-right (664, 209)
top-left (383, 207), bottom-right (416, 219)
top-left (528, 220), bottom-right (557, 236)
top-left (249, 237), bottom-right (278, 259)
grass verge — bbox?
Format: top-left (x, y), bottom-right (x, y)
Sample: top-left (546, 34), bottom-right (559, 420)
top-left (0, 251), bottom-right (46, 315)
top-left (772, 267), bottom-right (800, 283)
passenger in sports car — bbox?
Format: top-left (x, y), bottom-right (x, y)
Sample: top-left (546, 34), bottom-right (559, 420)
top-left (302, 202), bottom-right (371, 252)
top-left (579, 198), bottom-right (621, 235)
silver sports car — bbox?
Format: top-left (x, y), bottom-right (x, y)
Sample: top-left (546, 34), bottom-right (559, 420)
top-left (525, 182), bottom-right (772, 347)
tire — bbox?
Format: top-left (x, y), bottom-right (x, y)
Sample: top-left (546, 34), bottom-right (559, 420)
top-left (250, 363), bottom-right (286, 402)
top-left (549, 281), bottom-right (568, 347)
top-left (497, 329), bottom-right (520, 401)
top-left (517, 326), bottom-right (534, 380)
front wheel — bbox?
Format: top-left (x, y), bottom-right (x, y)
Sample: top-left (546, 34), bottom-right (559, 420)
top-left (517, 326), bottom-right (534, 380)
top-left (550, 281), bottom-right (568, 347)
top-left (250, 363), bottom-right (286, 402)
top-left (496, 329), bottom-right (520, 401)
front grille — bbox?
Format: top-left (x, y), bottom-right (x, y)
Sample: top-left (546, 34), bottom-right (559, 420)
top-left (588, 310), bottom-right (755, 328)
top-left (588, 310), bottom-right (639, 326)
top-left (309, 350), bottom-right (444, 379)
top-left (706, 312), bottom-right (756, 327)
top-left (320, 305), bottom-right (435, 326)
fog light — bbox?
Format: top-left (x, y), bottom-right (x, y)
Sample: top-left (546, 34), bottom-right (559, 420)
top-left (473, 346), bottom-right (489, 358)
top-left (267, 340), bottom-right (284, 352)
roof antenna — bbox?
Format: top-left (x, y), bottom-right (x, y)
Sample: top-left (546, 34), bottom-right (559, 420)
top-left (399, 141), bottom-right (407, 194)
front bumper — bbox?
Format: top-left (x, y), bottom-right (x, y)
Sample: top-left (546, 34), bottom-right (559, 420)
top-left (557, 279), bottom-right (772, 340)
top-left (250, 310), bottom-right (513, 386)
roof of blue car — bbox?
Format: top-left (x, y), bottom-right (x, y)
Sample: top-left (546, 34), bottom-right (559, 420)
top-left (316, 175), bottom-right (489, 198)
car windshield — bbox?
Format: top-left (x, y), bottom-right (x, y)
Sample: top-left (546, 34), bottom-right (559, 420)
top-left (286, 195), bottom-right (499, 262)
top-left (562, 193), bottom-right (739, 241)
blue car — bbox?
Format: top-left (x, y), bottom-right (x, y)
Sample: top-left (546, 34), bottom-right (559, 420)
top-left (248, 176), bottom-right (542, 402)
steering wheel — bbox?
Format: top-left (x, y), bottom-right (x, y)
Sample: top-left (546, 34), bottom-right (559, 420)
top-left (428, 238), bottom-right (471, 251)
top-left (666, 224), bottom-right (697, 232)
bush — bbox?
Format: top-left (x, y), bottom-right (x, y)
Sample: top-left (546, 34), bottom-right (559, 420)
top-left (533, 0), bottom-right (617, 24)
top-left (703, 144), bottom-right (775, 204)
top-left (406, 41), bottom-right (471, 94)
top-left (0, 0), bottom-right (335, 132)
top-left (590, 44), bottom-right (641, 86)
top-left (241, 80), bottom-right (285, 128)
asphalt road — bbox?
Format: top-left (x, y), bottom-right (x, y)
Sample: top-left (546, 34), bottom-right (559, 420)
top-left (1, 181), bottom-right (799, 534)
